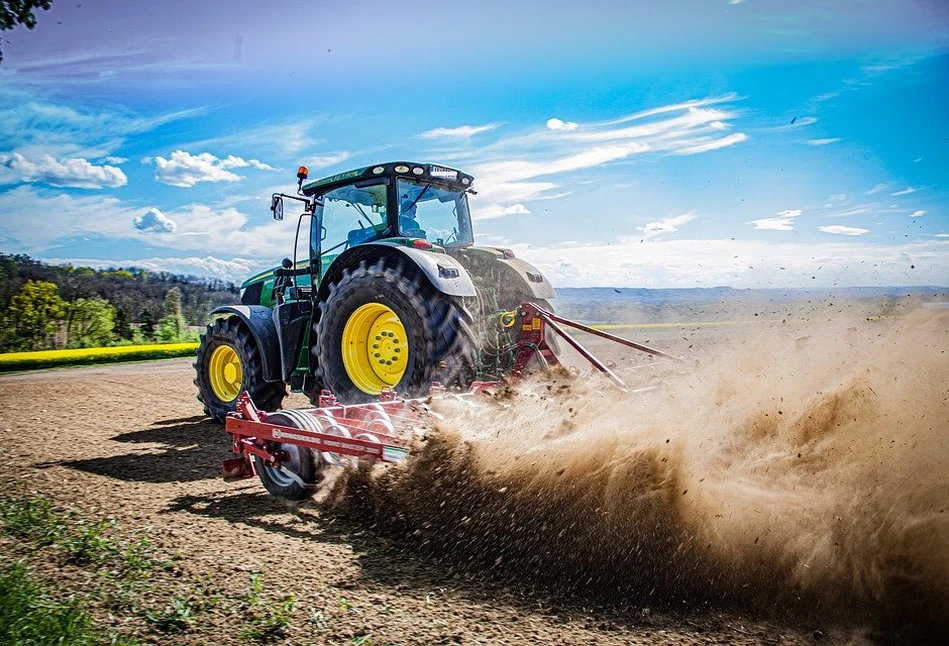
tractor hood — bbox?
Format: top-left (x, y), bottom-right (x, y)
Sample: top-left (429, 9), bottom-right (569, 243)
top-left (450, 246), bottom-right (556, 301)
top-left (240, 262), bottom-right (312, 308)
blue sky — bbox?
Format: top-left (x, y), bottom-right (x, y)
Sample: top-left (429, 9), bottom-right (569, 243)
top-left (0, 0), bottom-right (947, 288)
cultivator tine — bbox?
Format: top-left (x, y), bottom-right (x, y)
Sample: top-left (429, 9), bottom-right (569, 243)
top-left (531, 303), bottom-right (684, 363)
top-left (510, 302), bottom-right (689, 391)
top-left (539, 313), bottom-right (627, 388)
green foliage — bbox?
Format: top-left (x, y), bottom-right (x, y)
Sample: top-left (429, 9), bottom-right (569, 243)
top-left (0, 564), bottom-right (103, 646)
top-left (113, 307), bottom-right (133, 341)
top-left (138, 308), bottom-right (157, 342)
top-left (61, 518), bottom-right (118, 564)
top-left (1, 280), bottom-right (66, 351)
top-left (144, 596), bottom-right (196, 633)
top-left (0, 253), bottom-right (238, 334)
top-left (0, 494), bottom-right (65, 545)
top-left (240, 573), bottom-right (297, 642)
top-left (0, 1), bottom-right (52, 64)
top-left (65, 297), bottom-right (116, 348)
top-left (0, 254), bottom-right (239, 351)
top-left (158, 287), bottom-right (185, 342)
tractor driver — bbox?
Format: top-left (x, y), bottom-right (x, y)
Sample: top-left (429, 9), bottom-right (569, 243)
top-left (399, 196), bottom-right (426, 239)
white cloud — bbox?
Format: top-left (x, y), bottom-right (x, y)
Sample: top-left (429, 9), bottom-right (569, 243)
top-left (891, 186), bottom-right (917, 196)
top-left (865, 183), bottom-right (890, 195)
top-left (911, 210), bottom-right (926, 217)
top-left (546, 118), bottom-right (578, 132)
top-left (134, 207), bottom-right (177, 233)
top-left (675, 132), bottom-right (748, 155)
top-left (819, 225), bottom-right (869, 236)
top-left (749, 209), bottom-right (802, 231)
top-left (152, 150), bottom-right (275, 187)
top-left (103, 156), bottom-right (128, 164)
top-left (804, 138), bottom-right (842, 146)
top-left (824, 205), bottom-right (874, 218)
top-left (0, 152), bottom-right (127, 188)
top-left (637, 212), bottom-right (696, 240)
top-left (306, 152), bottom-right (350, 170)
top-left (474, 203), bottom-right (533, 220)
top-left (418, 123), bottom-right (499, 140)
top-left (935, 234), bottom-right (949, 238)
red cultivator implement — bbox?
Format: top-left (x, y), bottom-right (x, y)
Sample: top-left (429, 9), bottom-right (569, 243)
top-left (223, 302), bottom-right (683, 500)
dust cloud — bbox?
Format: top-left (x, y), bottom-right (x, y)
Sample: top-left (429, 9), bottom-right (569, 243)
top-left (335, 308), bottom-right (949, 636)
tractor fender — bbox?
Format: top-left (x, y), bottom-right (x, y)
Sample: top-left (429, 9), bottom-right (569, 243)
top-left (209, 305), bottom-right (282, 382)
top-left (495, 257), bottom-right (557, 300)
top-left (318, 243), bottom-right (477, 300)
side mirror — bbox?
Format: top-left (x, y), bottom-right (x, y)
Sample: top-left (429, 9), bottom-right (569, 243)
top-left (271, 195), bottom-right (284, 221)
top-left (281, 257), bottom-right (293, 269)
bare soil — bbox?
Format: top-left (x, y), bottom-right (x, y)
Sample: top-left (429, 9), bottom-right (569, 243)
top-left (1, 306), bottom-right (945, 645)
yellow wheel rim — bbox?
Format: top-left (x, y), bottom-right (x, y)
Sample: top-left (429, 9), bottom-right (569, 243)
top-left (342, 302), bottom-right (408, 395)
top-left (209, 345), bottom-right (243, 402)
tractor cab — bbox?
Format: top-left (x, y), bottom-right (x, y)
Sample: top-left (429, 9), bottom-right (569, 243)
top-left (261, 162), bottom-right (476, 305)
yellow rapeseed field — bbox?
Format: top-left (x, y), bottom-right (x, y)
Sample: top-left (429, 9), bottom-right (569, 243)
top-left (0, 343), bottom-right (199, 371)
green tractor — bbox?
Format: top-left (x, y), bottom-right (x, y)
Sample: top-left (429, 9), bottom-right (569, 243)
top-left (194, 162), bottom-right (557, 422)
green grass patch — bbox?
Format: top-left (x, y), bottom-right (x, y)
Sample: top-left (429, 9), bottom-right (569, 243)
top-left (0, 563), bottom-right (138, 646)
top-left (0, 492), bottom-right (312, 643)
top-left (239, 573), bottom-right (297, 642)
top-left (0, 494), bottom-right (66, 546)
top-left (0, 343), bottom-right (199, 372)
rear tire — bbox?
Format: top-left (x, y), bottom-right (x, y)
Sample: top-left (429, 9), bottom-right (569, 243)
top-left (194, 317), bottom-right (287, 423)
top-left (314, 259), bottom-right (475, 402)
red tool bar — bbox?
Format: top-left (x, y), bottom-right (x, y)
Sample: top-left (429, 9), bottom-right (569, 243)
top-left (227, 417), bottom-right (408, 462)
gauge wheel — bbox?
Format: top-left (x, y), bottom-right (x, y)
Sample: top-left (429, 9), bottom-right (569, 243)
top-left (253, 410), bottom-right (322, 500)
top-left (194, 317), bottom-right (286, 423)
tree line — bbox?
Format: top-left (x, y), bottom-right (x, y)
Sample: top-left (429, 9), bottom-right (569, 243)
top-left (0, 254), bottom-right (241, 352)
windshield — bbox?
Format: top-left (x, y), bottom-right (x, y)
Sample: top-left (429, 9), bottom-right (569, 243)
top-left (318, 182), bottom-right (389, 259)
top-left (397, 178), bottom-right (473, 247)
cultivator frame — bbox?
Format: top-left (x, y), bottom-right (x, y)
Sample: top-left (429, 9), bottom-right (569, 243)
top-left (223, 302), bottom-right (683, 493)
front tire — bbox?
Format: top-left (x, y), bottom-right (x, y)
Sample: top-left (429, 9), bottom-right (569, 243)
top-left (194, 317), bottom-right (287, 423)
top-left (314, 259), bottom-right (475, 402)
